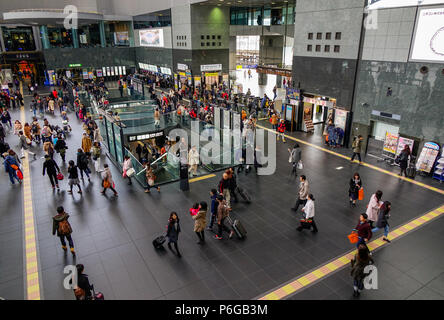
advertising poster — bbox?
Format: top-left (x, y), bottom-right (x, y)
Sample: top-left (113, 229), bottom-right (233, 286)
top-left (286, 88), bottom-right (300, 101)
top-left (96, 69), bottom-right (103, 77)
top-left (66, 70), bottom-right (72, 78)
top-left (303, 103), bottom-right (312, 121)
top-left (396, 137), bottom-right (415, 156)
top-left (79, 34), bottom-right (87, 44)
top-left (139, 29), bottom-right (164, 47)
top-left (102, 67), bottom-right (107, 77)
top-left (416, 142), bottom-right (440, 173)
top-left (47, 70), bottom-right (55, 85)
top-left (118, 66), bottom-right (123, 76)
top-left (106, 67), bottom-right (111, 76)
top-left (122, 66), bottom-right (126, 75)
top-left (334, 109), bottom-right (348, 131)
top-left (383, 132), bottom-right (399, 154)
top-left (0, 69), bottom-right (13, 86)
top-left (88, 71), bottom-right (94, 80)
top-left (411, 7), bottom-right (444, 62)
top-left (194, 76), bottom-right (201, 88)
top-left (286, 105), bottom-right (293, 121)
top-left (114, 31), bottom-right (129, 46)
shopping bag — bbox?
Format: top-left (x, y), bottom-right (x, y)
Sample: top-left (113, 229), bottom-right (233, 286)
top-left (348, 231), bottom-right (359, 244)
top-left (297, 161), bottom-right (303, 170)
top-left (16, 169), bottom-right (23, 180)
top-left (57, 173), bottom-right (64, 180)
top-left (126, 168), bottom-right (135, 177)
top-left (358, 188), bottom-right (364, 201)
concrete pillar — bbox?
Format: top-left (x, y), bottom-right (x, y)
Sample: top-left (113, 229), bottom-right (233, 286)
top-left (276, 75), bottom-right (282, 88)
top-left (72, 28), bottom-right (79, 48)
top-left (128, 21), bottom-right (135, 47)
top-left (32, 26), bottom-right (42, 51)
top-left (40, 25), bottom-right (50, 49)
top-left (0, 28), bottom-right (5, 51)
top-left (99, 21), bottom-right (106, 47)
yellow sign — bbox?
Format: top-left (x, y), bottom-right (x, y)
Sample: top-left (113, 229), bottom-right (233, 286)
top-left (236, 65), bottom-right (243, 70)
top-left (179, 72), bottom-right (186, 77)
top-left (205, 72), bottom-right (218, 77)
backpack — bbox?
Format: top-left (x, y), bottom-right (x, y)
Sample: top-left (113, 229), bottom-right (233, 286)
top-left (58, 219), bottom-right (72, 235)
top-left (32, 124), bottom-right (38, 133)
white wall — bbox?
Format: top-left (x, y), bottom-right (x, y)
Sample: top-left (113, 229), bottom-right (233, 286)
top-left (361, 7), bottom-right (416, 62)
top-left (293, 0), bottom-right (365, 60)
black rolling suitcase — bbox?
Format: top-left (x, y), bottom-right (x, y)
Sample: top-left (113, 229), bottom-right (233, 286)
top-left (236, 186), bottom-right (251, 203)
top-left (152, 235), bottom-right (166, 249)
top-left (406, 167), bottom-right (416, 179)
top-left (227, 216), bottom-right (247, 239)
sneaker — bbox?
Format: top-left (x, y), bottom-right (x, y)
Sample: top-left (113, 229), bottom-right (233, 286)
top-left (62, 245), bottom-right (67, 251)
top-left (145, 189), bottom-right (150, 193)
top-left (214, 235), bottom-right (223, 240)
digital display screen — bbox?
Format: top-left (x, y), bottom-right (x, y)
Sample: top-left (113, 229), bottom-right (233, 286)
top-left (411, 7), bottom-right (444, 62)
top-left (139, 29), bottom-right (164, 47)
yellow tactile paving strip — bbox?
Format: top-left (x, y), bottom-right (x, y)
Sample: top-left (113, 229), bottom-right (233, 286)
top-left (257, 205), bottom-right (444, 300)
top-left (189, 173), bottom-right (216, 183)
top-left (19, 83), bottom-right (41, 300)
top-left (256, 123), bottom-right (444, 196)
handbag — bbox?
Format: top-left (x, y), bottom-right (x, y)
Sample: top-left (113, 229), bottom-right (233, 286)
top-left (57, 173), bottom-right (64, 180)
top-left (300, 219), bottom-right (313, 229)
top-left (348, 231), bottom-right (359, 244)
top-left (358, 188), bottom-right (364, 201)
top-left (297, 161), bottom-right (303, 170)
top-left (102, 179), bottom-right (111, 188)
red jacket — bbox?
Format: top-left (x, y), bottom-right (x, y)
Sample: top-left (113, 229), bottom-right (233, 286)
top-left (355, 222), bottom-right (372, 240)
top-left (277, 122), bottom-right (286, 133)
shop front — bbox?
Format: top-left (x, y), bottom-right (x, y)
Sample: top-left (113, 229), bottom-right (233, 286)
top-left (200, 64), bottom-right (222, 88)
top-left (1, 51), bottom-right (45, 85)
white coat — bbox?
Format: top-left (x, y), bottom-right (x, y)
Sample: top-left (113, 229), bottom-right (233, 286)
top-left (366, 194), bottom-right (382, 222)
top-left (302, 199), bottom-right (315, 219)
top-left (188, 149), bottom-right (200, 166)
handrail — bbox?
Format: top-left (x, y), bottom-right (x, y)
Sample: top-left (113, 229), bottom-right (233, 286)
top-left (135, 152), bottom-right (168, 176)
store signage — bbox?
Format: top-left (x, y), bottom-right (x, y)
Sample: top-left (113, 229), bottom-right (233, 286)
top-left (286, 88), bottom-right (300, 101)
top-left (424, 142), bottom-right (440, 151)
top-left (303, 97), bottom-right (334, 108)
top-left (289, 99), bottom-right (299, 106)
top-left (205, 72), bottom-right (219, 77)
top-left (160, 67), bottom-right (172, 75)
top-left (177, 63), bottom-right (188, 71)
top-left (201, 64), bottom-right (222, 72)
top-left (69, 63), bottom-right (82, 67)
top-left (256, 66), bottom-right (292, 77)
top-left (179, 72), bottom-right (186, 77)
top-left (128, 131), bottom-right (164, 142)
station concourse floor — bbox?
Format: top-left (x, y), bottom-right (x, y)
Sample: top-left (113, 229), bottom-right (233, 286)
top-left (0, 88), bottom-right (443, 300)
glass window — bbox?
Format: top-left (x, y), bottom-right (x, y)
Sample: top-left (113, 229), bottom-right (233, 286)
top-left (48, 27), bottom-right (73, 48)
top-left (326, 32), bottom-right (331, 40)
top-left (307, 45), bottom-right (312, 52)
top-left (317, 33), bottom-right (322, 40)
top-left (105, 21), bottom-right (130, 47)
top-left (263, 8), bottom-right (271, 26)
top-left (308, 33), bottom-right (313, 40)
top-left (2, 26), bottom-right (36, 51)
top-left (325, 45), bottom-right (330, 52)
top-left (334, 45), bottom-right (340, 52)
top-left (335, 32), bottom-right (342, 40)
top-left (271, 8), bottom-right (283, 25)
top-left (77, 23), bottom-right (101, 48)
top-left (315, 45), bottom-right (321, 52)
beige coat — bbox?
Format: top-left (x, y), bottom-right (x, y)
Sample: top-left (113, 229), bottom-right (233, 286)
top-left (193, 209), bottom-right (207, 232)
top-left (82, 136), bottom-right (92, 153)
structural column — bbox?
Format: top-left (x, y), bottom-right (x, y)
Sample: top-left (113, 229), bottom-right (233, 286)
top-left (128, 21), bottom-right (135, 47)
top-left (39, 25), bottom-right (50, 49)
top-left (99, 21), bottom-right (106, 47)
top-left (72, 28), bottom-right (79, 48)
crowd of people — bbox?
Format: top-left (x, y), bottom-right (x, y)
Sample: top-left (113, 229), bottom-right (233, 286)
top-left (0, 74), bottom-right (402, 300)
